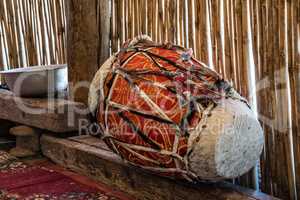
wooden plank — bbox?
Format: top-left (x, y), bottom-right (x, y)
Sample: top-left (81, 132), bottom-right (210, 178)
top-left (41, 134), bottom-right (279, 200)
top-left (0, 89), bottom-right (89, 133)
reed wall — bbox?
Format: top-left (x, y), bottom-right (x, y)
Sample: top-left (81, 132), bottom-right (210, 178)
top-left (0, 0), bottom-right (299, 199)
top-left (0, 0), bottom-right (66, 70)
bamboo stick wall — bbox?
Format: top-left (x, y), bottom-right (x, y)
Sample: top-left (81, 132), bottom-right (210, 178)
top-left (0, 0), bottom-right (299, 199)
top-left (0, 0), bottom-right (66, 71)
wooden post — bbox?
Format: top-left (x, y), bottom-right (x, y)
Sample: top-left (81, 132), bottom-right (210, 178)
top-left (0, 29), bottom-right (3, 70)
top-left (66, 0), bottom-right (110, 104)
top-left (9, 126), bottom-right (41, 158)
top-left (0, 26), bottom-right (3, 84)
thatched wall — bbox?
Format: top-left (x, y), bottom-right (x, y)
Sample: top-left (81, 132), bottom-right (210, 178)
top-left (0, 0), bottom-right (66, 69)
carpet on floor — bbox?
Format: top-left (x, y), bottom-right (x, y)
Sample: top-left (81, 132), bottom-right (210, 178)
top-left (0, 151), bottom-right (132, 200)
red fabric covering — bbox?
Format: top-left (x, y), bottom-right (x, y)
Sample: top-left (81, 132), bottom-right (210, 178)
top-left (0, 159), bottom-right (132, 200)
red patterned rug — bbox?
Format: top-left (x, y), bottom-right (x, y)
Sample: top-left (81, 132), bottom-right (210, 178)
top-left (0, 151), bottom-right (133, 200)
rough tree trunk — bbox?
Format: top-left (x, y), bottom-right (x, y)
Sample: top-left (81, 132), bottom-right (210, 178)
top-left (66, 0), bottom-right (110, 104)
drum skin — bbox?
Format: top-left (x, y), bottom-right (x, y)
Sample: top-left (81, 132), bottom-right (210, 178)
top-left (89, 36), bottom-right (264, 181)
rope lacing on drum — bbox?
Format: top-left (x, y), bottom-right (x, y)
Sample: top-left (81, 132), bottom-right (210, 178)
top-left (96, 35), bottom-right (250, 181)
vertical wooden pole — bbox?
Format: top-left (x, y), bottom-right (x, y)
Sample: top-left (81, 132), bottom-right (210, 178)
top-left (158, 0), bottom-right (163, 42)
top-left (0, 2), bottom-right (5, 71)
top-left (211, 0), bottom-right (222, 74)
top-left (0, 26), bottom-right (3, 70)
top-left (199, 0), bottom-right (208, 64)
top-left (66, 0), bottom-right (110, 104)
top-left (289, 0), bottom-right (300, 198)
top-left (98, 0), bottom-right (111, 65)
top-left (111, 0), bottom-right (117, 53)
top-left (187, 0), bottom-right (194, 50)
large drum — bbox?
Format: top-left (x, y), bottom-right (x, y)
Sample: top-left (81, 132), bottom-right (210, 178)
top-left (89, 35), bottom-right (264, 181)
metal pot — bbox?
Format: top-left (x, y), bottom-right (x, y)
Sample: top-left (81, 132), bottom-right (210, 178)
top-left (0, 64), bottom-right (68, 97)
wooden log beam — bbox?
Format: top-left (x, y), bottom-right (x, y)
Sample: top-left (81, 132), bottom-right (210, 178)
top-left (41, 134), bottom-right (279, 200)
top-left (66, 0), bottom-right (110, 104)
top-left (0, 89), bottom-right (89, 133)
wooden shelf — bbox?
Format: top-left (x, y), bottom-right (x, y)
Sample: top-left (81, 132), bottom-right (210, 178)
top-left (0, 89), bottom-right (89, 133)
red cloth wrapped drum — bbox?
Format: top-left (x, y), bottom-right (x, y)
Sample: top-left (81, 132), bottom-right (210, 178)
top-left (89, 36), bottom-right (264, 181)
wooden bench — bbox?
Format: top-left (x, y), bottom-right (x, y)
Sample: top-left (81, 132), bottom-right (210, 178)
top-left (41, 135), bottom-right (278, 200)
